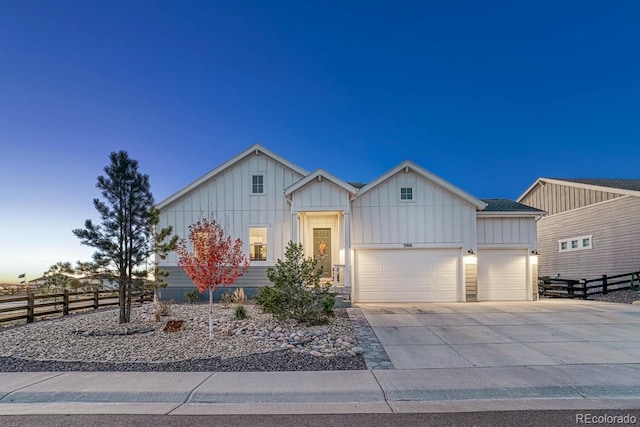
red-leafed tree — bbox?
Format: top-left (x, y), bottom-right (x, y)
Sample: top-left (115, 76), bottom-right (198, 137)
top-left (176, 219), bottom-right (249, 339)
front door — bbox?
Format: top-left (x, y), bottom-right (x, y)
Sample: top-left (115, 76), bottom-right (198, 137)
top-left (313, 228), bottom-right (332, 278)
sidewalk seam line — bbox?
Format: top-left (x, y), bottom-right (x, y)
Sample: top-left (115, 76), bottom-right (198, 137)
top-left (165, 372), bottom-right (216, 415)
top-left (0, 372), bottom-right (65, 403)
top-left (370, 370), bottom-right (394, 413)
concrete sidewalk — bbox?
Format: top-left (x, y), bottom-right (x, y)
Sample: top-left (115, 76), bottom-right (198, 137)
top-left (1, 364), bottom-right (640, 415)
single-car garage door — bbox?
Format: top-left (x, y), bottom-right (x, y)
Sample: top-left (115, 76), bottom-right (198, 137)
top-left (354, 249), bottom-right (460, 303)
top-left (477, 249), bottom-right (528, 301)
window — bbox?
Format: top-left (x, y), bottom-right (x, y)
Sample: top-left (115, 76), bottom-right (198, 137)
top-left (558, 234), bottom-right (593, 252)
top-left (252, 175), bottom-right (264, 194)
top-left (400, 187), bottom-right (413, 201)
top-left (249, 227), bottom-right (267, 261)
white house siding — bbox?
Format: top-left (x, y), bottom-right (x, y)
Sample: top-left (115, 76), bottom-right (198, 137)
top-left (351, 171), bottom-right (476, 247)
top-left (291, 179), bottom-right (351, 211)
top-left (536, 196), bottom-right (640, 280)
top-left (476, 217), bottom-right (537, 246)
top-left (158, 153), bottom-right (304, 266)
top-left (520, 181), bottom-right (622, 216)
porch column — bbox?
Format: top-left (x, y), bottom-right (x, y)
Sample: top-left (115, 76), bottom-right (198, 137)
top-left (344, 212), bottom-right (351, 287)
top-left (291, 212), bottom-right (298, 243)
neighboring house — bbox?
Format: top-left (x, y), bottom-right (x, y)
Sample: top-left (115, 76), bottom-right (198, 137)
top-left (156, 144), bottom-right (543, 303)
top-left (518, 178), bottom-right (640, 280)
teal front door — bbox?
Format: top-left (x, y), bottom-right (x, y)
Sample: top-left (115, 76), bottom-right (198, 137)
top-left (313, 228), bottom-right (332, 278)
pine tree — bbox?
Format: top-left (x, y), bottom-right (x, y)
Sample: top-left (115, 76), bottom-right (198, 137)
top-left (73, 150), bottom-right (176, 323)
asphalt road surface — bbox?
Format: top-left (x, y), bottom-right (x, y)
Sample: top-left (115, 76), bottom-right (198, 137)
top-left (2, 411), bottom-right (640, 427)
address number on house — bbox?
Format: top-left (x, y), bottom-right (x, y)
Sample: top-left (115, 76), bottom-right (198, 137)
top-left (403, 243), bottom-right (413, 248)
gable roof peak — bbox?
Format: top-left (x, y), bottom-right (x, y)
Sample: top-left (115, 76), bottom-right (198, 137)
top-left (356, 160), bottom-right (486, 210)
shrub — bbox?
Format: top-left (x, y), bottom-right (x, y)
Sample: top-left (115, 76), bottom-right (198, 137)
top-left (220, 292), bottom-right (233, 309)
top-left (155, 299), bottom-right (172, 318)
top-left (255, 241), bottom-right (336, 325)
top-left (184, 289), bottom-right (199, 304)
top-left (232, 287), bottom-right (246, 304)
top-left (234, 304), bottom-right (248, 320)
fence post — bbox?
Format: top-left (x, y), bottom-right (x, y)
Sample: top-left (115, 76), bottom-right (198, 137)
top-left (581, 279), bottom-right (587, 299)
top-left (602, 275), bottom-right (608, 295)
top-left (63, 290), bottom-right (69, 316)
top-left (568, 281), bottom-right (574, 298)
top-left (27, 292), bottom-right (34, 323)
top-left (94, 289), bottom-right (99, 310)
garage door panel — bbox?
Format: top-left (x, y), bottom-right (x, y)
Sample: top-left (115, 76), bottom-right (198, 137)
top-left (478, 249), bottom-right (527, 301)
top-left (355, 249), bottom-right (460, 303)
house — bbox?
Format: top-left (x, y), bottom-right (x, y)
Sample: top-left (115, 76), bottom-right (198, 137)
top-left (156, 144), bottom-right (544, 303)
top-left (517, 178), bottom-right (640, 280)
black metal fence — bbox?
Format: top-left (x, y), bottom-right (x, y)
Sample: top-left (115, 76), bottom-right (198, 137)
top-left (539, 270), bottom-right (640, 299)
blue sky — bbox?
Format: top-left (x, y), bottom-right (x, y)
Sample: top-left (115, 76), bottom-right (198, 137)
top-left (1, 1), bottom-right (638, 283)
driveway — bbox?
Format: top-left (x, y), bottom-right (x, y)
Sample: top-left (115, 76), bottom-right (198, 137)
top-left (357, 299), bottom-right (640, 369)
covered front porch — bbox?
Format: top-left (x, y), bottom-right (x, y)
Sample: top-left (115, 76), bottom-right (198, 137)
top-left (284, 169), bottom-right (357, 298)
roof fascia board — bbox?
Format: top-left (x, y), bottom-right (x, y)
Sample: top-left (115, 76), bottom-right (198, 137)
top-left (356, 161), bottom-right (487, 210)
top-left (540, 178), bottom-right (640, 197)
top-left (518, 178), bottom-right (640, 202)
top-left (284, 168), bottom-right (357, 197)
top-left (477, 211), bottom-right (545, 218)
top-left (157, 144), bottom-right (308, 209)
top-left (516, 178), bottom-right (544, 202)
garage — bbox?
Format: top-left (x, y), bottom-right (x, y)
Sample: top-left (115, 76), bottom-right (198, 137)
top-left (354, 248), bottom-right (461, 303)
top-left (477, 249), bottom-right (528, 301)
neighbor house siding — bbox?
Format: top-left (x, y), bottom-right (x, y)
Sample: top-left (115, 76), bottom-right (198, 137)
top-left (351, 170), bottom-right (476, 247)
top-left (520, 182), bottom-right (622, 215)
top-left (158, 153), bottom-right (304, 265)
top-left (476, 217), bottom-right (537, 246)
top-left (536, 196), bottom-right (640, 279)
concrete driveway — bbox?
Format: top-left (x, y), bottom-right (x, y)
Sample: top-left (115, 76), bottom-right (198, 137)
top-left (357, 299), bottom-right (640, 369)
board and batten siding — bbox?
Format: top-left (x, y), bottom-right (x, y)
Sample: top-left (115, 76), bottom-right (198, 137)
top-left (476, 217), bottom-right (537, 246)
top-left (158, 153), bottom-right (304, 265)
top-left (351, 170), bottom-right (476, 247)
top-left (290, 179), bottom-right (351, 211)
top-left (536, 196), bottom-right (640, 279)
top-left (520, 181), bottom-right (622, 216)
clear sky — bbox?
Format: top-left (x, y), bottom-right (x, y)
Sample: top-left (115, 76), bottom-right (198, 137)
top-left (1, 1), bottom-right (638, 283)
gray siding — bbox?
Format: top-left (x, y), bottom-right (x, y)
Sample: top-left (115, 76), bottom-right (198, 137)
top-left (521, 182), bottom-right (622, 215)
top-left (537, 196), bottom-right (640, 279)
top-left (161, 265), bottom-right (270, 302)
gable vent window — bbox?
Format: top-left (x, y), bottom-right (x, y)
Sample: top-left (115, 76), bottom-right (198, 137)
top-left (558, 235), bottom-right (593, 253)
top-left (400, 187), bottom-right (413, 201)
top-left (252, 175), bottom-right (264, 194)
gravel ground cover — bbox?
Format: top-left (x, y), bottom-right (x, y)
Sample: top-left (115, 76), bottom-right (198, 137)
top-left (0, 303), bottom-right (366, 372)
top-left (588, 288), bottom-right (640, 304)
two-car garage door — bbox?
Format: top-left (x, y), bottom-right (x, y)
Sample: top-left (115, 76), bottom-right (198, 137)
top-left (354, 249), bottom-right (460, 302)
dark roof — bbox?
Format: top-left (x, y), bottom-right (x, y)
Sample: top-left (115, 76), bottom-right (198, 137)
top-left (347, 181), bottom-right (367, 189)
top-left (481, 199), bottom-right (545, 213)
top-left (550, 178), bottom-right (640, 192)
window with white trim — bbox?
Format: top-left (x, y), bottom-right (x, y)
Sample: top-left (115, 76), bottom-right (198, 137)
top-left (558, 234), bottom-right (593, 252)
top-left (249, 227), bottom-right (267, 261)
top-left (400, 187), bottom-right (414, 201)
top-left (252, 175), bottom-right (264, 194)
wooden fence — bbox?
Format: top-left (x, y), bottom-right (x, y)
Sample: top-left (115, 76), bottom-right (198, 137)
top-left (539, 270), bottom-right (640, 299)
top-left (0, 290), bottom-right (151, 325)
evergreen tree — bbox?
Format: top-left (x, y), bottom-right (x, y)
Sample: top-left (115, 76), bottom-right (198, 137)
top-left (73, 150), bottom-right (176, 323)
